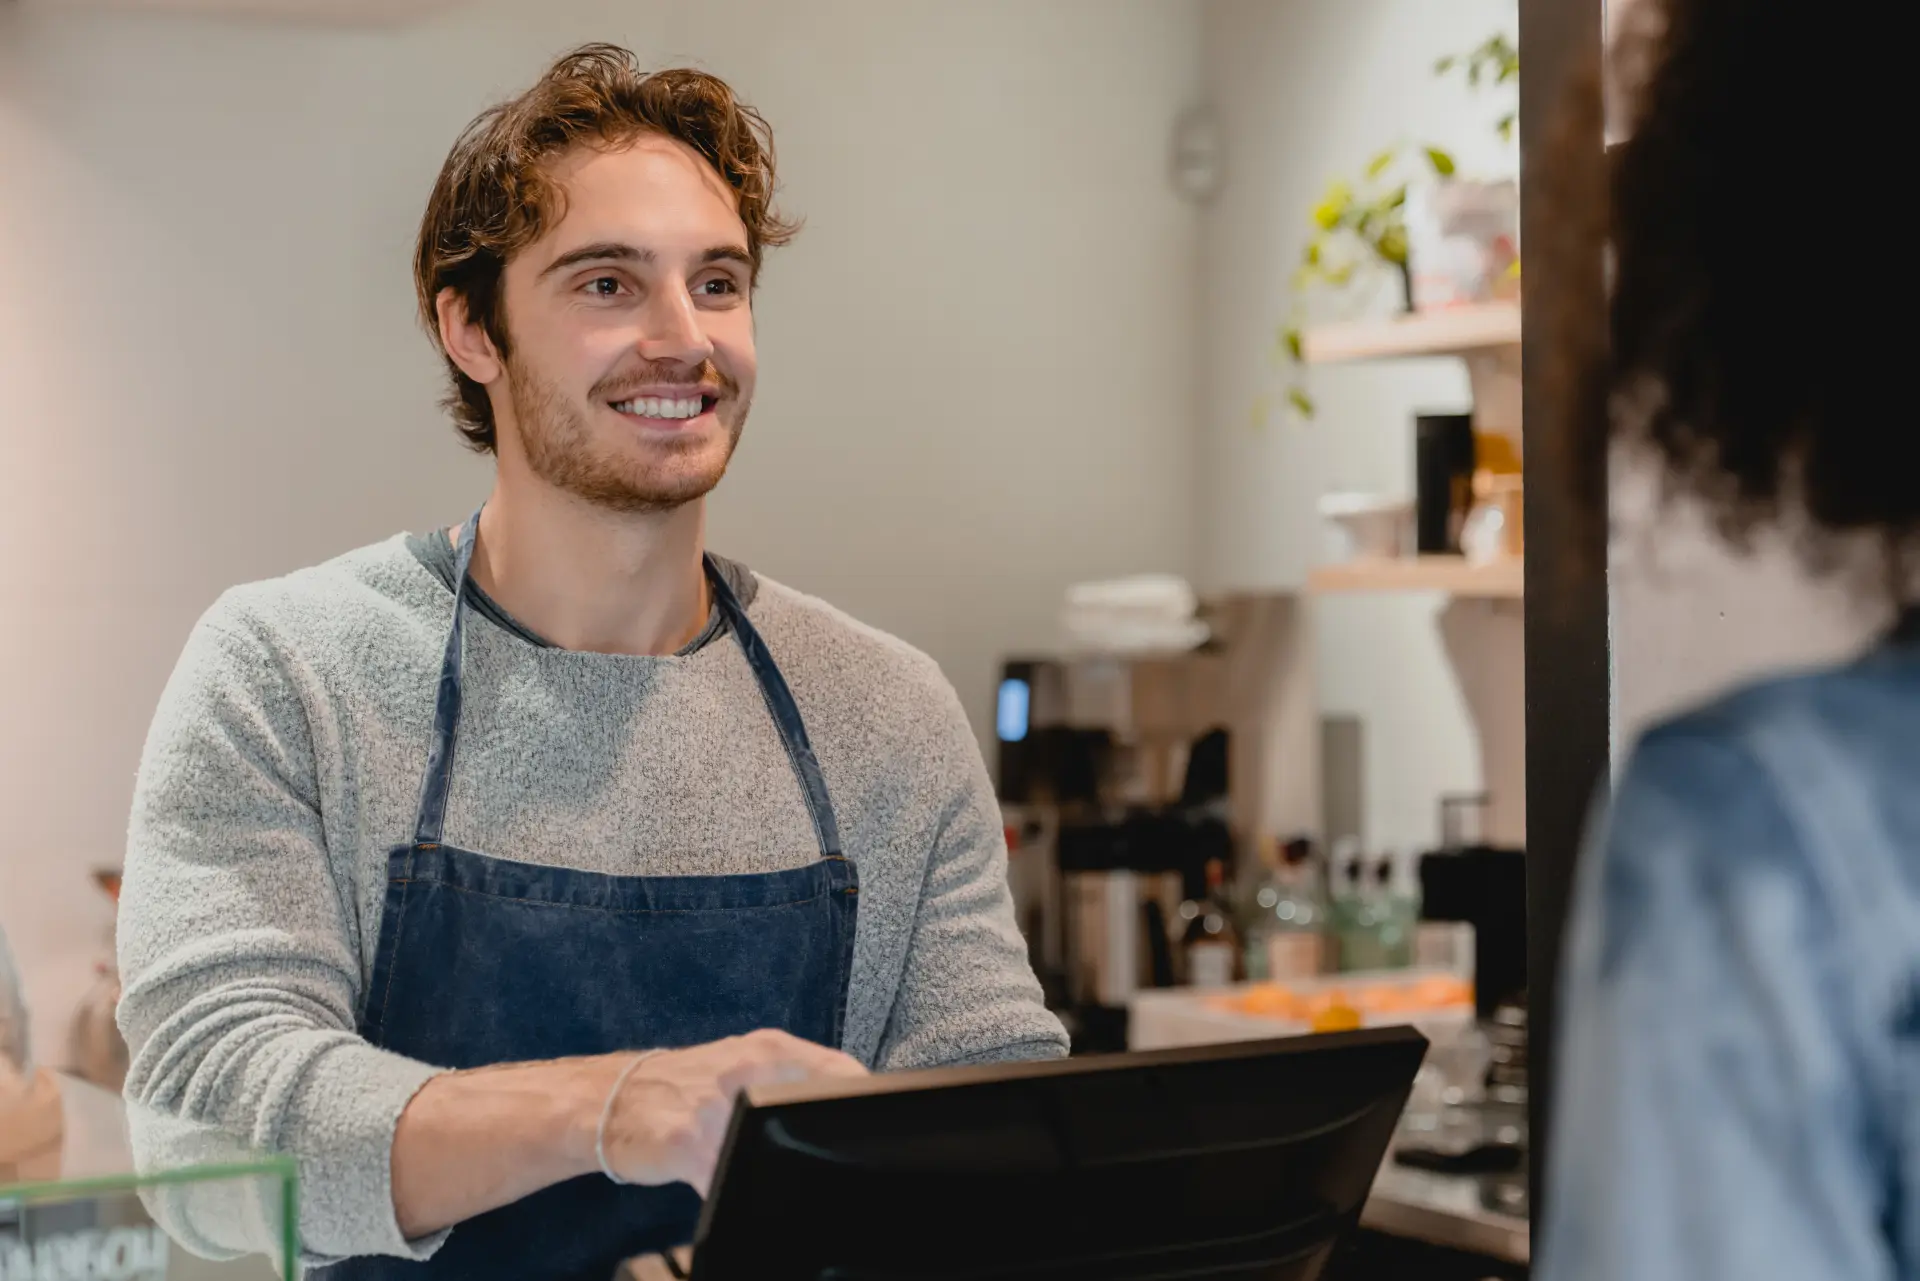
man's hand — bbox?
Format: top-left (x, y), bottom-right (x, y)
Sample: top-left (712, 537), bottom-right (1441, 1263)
top-left (391, 1030), bottom-right (865, 1241)
top-left (601, 1029), bottom-right (867, 1195)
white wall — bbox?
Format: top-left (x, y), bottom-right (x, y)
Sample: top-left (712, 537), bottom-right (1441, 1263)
top-left (1197, 0), bottom-right (1519, 854)
top-left (0, 0), bottom-right (1204, 1062)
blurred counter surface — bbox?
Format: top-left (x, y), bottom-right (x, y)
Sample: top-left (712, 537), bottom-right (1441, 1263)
top-left (1365, 1160), bottom-right (1530, 1265)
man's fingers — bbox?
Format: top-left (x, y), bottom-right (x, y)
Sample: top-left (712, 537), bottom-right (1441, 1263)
top-left (606, 1035), bottom-right (868, 1192)
top-left (809, 1048), bottom-right (869, 1079)
top-left (754, 1032), bottom-right (867, 1078)
top-left (717, 1033), bottom-right (867, 1091)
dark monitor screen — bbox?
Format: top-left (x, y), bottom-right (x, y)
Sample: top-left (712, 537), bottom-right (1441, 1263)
top-left (691, 1026), bottom-right (1426, 1281)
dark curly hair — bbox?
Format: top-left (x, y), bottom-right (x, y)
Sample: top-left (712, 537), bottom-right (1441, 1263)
top-left (1550, 0), bottom-right (1910, 586)
top-left (415, 45), bottom-right (799, 453)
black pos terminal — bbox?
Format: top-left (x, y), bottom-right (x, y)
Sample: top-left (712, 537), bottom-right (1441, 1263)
top-left (683, 1026), bottom-right (1426, 1280)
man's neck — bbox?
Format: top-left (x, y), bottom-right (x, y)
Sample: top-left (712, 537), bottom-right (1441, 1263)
top-left (464, 483), bottom-right (710, 657)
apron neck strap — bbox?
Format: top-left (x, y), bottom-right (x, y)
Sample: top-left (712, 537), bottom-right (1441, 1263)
top-left (410, 510), bottom-right (482, 847)
top-left (704, 558), bottom-right (843, 857)
top-left (410, 510), bottom-right (842, 858)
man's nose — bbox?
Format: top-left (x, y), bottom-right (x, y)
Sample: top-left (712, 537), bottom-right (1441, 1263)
top-left (636, 282), bottom-right (714, 367)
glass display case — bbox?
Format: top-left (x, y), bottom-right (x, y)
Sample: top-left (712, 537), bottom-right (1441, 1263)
top-left (1, 1160), bottom-right (296, 1281)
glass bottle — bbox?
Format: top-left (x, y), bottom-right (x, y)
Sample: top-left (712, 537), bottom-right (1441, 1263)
top-left (1242, 839), bottom-right (1280, 982)
top-left (1182, 858), bottom-right (1240, 988)
top-left (1326, 841), bottom-right (1359, 972)
top-left (1332, 843), bottom-right (1387, 972)
top-left (1261, 837), bottom-right (1327, 980)
top-left (1373, 853), bottom-right (1414, 970)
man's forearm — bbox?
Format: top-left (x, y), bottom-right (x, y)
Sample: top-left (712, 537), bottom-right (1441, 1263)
top-left (391, 1054), bottom-right (621, 1240)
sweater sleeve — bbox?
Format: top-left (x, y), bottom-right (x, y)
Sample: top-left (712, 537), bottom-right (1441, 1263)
top-left (872, 676), bottom-right (1069, 1071)
top-left (117, 596), bottom-right (449, 1267)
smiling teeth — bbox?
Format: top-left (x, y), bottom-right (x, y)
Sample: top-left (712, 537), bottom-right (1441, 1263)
top-left (613, 396), bottom-right (704, 420)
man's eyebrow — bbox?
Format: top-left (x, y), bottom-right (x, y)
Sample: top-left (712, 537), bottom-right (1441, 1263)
top-left (699, 246), bottom-right (754, 272)
top-left (538, 242), bottom-right (650, 280)
top-left (537, 243), bottom-right (755, 280)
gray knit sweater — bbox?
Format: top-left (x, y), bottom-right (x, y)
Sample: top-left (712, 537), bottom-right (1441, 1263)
top-left (116, 533), bottom-right (1066, 1269)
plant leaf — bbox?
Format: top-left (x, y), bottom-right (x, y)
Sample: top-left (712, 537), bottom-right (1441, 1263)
top-left (1287, 387), bottom-right (1315, 419)
top-left (1497, 112), bottom-right (1517, 142)
top-left (1386, 182), bottom-right (1408, 210)
top-left (1377, 225), bottom-right (1409, 265)
top-left (1365, 146), bottom-right (1397, 179)
top-left (1424, 146), bottom-right (1458, 177)
top-left (1434, 55), bottom-right (1456, 75)
top-left (1282, 326), bottom-right (1304, 362)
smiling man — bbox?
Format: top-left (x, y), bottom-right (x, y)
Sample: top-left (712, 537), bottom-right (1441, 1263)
top-left (116, 45), bottom-right (1065, 1280)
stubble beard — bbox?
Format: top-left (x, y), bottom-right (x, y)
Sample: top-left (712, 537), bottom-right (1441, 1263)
top-left (507, 353), bottom-right (747, 514)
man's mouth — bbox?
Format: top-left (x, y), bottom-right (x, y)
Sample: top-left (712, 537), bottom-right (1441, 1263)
top-left (607, 390), bottom-right (721, 423)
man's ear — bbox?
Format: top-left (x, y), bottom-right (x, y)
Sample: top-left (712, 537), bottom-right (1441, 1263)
top-left (436, 288), bottom-right (505, 386)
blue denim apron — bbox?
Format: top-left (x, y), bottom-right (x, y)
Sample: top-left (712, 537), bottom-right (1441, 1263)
top-left (317, 512), bottom-right (859, 1281)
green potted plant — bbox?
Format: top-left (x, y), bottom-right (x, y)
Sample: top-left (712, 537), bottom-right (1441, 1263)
top-left (1435, 33), bottom-right (1520, 142)
top-left (1270, 33), bottom-right (1518, 423)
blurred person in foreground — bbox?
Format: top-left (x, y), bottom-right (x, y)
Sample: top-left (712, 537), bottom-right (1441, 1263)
top-left (1540, 3), bottom-right (1918, 1279)
top-left (116, 44), bottom-right (1063, 1280)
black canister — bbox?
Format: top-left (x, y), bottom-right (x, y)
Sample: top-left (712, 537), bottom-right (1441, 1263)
top-left (1415, 412), bottom-right (1477, 554)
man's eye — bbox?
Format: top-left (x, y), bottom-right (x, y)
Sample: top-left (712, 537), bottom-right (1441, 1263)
top-left (699, 277), bottom-right (739, 296)
top-left (586, 277), bottom-right (624, 297)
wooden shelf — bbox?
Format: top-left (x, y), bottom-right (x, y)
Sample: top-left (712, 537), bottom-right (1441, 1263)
top-left (1307, 555), bottom-right (1523, 598)
top-left (1302, 302), bottom-right (1521, 364)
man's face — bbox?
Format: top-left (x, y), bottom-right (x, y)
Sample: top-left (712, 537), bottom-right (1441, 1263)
top-left (485, 134), bottom-right (758, 512)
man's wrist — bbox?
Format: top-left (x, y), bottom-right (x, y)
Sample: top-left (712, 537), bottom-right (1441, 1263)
top-left (393, 1053), bottom-right (630, 1239)
top-left (557, 1054), bottom-right (631, 1179)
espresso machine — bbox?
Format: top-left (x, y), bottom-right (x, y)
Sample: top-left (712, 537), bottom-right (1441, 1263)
top-left (997, 593), bottom-right (1317, 1052)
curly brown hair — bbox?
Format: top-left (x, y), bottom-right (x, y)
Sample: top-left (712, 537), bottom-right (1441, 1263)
top-left (415, 44), bottom-right (799, 453)
top-left (1551, 0), bottom-right (1909, 585)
